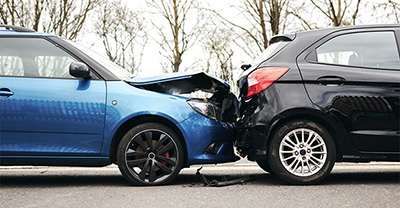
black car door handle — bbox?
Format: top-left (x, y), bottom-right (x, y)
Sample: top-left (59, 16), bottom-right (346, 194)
top-left (317, 76), bottom-right (346, 86)
top-left (0, 88), bottom-right (14, 97)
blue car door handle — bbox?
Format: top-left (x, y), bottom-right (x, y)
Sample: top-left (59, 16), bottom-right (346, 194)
top-left (0, 88), bottom-right (14, 97)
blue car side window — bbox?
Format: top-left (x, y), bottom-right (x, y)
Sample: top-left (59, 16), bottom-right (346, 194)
top-left (0, 37), bottom-right (77, 78)
top-left (0, 56), bottom-right (24, 76)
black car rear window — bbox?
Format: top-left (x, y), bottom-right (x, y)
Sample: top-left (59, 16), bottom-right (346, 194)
top-left (250, 41), bottom-right (290, 67)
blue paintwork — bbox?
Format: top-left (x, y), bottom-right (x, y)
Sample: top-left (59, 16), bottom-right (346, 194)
top-left (100, 81), bottom-right (237, 165)
top-left (177, 113), bottom-right (237, 164)
top-left (0, 77), bottom-right (106, 156)
top-left (0, 78), bottom-right (237, 165)
top-left (0, 29), bottom-right (238, 166)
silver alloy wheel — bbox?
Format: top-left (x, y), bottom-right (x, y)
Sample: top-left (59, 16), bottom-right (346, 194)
top-left (278, 128), bottom-right (327, 177)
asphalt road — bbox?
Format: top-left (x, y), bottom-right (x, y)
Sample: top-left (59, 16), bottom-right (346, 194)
top-left (1, 160), bottom-right (399, 208)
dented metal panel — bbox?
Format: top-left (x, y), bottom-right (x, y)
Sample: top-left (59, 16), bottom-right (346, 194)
top-left (127, 72), bottom-right (238, 123)
top-left (127, 72), bottom-right (230, 94)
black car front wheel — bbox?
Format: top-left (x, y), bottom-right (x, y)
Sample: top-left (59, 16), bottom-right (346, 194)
top-left (117, 123), bottom-right (184, 185)
top-left (256, 159), bottom-right (273, 173)
top-left (268, 120), bottom-right (336, 184)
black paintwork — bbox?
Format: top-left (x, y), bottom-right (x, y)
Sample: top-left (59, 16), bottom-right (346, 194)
top-left (237, 25), bottom-right (400, 162)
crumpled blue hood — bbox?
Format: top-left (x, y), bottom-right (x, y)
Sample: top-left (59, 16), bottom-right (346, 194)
top-left (127, 72), bottom-right (230, 94)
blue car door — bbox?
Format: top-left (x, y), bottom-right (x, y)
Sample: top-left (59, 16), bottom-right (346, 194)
top-left (0, 37), bottom-right (106, 156)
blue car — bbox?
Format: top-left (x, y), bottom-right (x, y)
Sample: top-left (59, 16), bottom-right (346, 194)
top-left (0, 25), bottom-right (239, 185)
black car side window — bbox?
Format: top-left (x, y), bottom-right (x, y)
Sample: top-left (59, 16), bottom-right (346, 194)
top-left (316, 31), bottom-right (400, 69)
top-left (0, 37), bottom-right (77, 78)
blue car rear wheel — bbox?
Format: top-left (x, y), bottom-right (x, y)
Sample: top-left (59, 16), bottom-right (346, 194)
top-left (117, 123), bottom-right (184, 185)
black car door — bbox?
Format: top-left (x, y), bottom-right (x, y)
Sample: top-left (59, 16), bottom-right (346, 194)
top-left (297, 27), bottom-right (400, 153)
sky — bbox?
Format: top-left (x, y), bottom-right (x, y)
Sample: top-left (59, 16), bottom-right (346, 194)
top-left (80, 0), bottom-right (398, 79)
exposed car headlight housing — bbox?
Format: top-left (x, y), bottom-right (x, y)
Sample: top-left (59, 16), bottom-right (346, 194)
top-left (187, 99), bottom-right (221, 121)
top-left (246, 67), bottom-right (290, 99)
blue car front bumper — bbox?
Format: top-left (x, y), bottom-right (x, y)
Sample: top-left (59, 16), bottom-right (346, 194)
top-left (178, 114), bottom-right (239, 165)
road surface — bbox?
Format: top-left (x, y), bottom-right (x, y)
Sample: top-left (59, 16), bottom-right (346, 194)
top-left (1, 160), bottom-right (399, 208)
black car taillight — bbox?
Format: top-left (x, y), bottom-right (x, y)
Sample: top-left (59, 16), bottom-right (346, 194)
top-left (246, 67), bottom-right (289, 99)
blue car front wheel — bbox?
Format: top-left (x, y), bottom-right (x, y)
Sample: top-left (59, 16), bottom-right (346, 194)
top-left (117, 123), bottom-right (184, 185)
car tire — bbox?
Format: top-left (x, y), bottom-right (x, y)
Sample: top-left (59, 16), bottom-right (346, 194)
top-left (268, 120), bottom-right (336, 184)
top-left (117, 123), bottom-right (184, 185)
top-left (256, 159), bottom-right (273, 174)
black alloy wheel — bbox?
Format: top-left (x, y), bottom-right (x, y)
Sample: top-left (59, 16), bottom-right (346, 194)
top-left (117, 123), bottom-right (184, 185)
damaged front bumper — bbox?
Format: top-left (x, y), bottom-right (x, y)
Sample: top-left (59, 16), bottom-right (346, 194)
top-left (127, 72), bottom-right (240, 165)
top-left (179, 113), bottom-right (239, 165)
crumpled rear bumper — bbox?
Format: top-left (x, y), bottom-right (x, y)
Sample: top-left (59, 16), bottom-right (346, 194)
top-left (235, 92), bottom-right (275, 161)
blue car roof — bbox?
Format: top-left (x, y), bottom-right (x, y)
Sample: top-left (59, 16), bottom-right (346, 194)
top-left (0, 29), bottom-right (55, 37)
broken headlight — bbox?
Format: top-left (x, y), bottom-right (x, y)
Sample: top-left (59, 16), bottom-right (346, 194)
top-left (187, 99), bottom-right (222, 121)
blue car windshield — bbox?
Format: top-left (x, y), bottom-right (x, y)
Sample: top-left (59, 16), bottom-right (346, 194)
top-left (64, 38), bottom-right (133, 80)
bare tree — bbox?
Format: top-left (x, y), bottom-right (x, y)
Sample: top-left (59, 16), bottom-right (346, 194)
top-left (266, 0), bottom-right (288, 36)
top-left (32, 0), bottom-right (47, 31)
top-left (0, 1), bottom-right (6, 25)
top-left (43, 0), bottom-right (101, 40)
top-left (95, 0), bottom-right (147, 75)
top-left (286, 1), bottom-right (315, 30)
top-left (0, 0), bottom-right (99, 40)
top-left (373, 0), bottom-right (400, 24)
top-left (0, 0), bottom-right (21, 26)
top-left (203, 26), bottom-right (235, 85)
top-left (289, 0), bottom-right (362, 28)
top-left (147, 0), bottom-right (202, 73)
top-left (206, 0), bottom-right (289, 59)
top-left (0, 0), bottom-right (47, 31)
top-left (310, 0), bottom-right (362, 26)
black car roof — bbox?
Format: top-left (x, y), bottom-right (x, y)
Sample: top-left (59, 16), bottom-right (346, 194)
top-left (295, 24), bottom-right (400, 38)
top-left (272, 24), bottom-right (400, 42)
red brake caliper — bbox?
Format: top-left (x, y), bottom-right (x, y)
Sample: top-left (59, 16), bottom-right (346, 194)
top-left (162, 151), bottom-right (170, 166)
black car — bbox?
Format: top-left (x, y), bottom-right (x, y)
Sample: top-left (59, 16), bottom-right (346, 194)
top-left (236, 24), bottom-right (400, 184)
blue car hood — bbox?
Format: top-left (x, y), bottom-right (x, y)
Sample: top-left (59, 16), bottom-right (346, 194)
top-left (127, 72), bottom-right (230, 94)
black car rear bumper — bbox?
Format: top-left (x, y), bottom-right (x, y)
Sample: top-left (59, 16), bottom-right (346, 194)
top-left (236, 92), bottom-right (275, 161)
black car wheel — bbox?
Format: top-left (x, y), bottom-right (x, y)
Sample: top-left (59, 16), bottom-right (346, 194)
top-left (117, 123), bottom-right (184, 185)
top-left (256, 159), bottom-right (273, 173)
top-left (268, 120), bottom-right (336, 184)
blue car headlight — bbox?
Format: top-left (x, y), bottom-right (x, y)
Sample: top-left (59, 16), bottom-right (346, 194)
top-left (187, 99), bottom-right (222, 121)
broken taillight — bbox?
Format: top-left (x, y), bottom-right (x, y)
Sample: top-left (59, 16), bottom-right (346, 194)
top-left (246, 67), bottom-right (289, 99)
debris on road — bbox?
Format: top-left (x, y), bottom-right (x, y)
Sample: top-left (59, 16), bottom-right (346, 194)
top-left (196, 167), bottom-right (256, 187)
